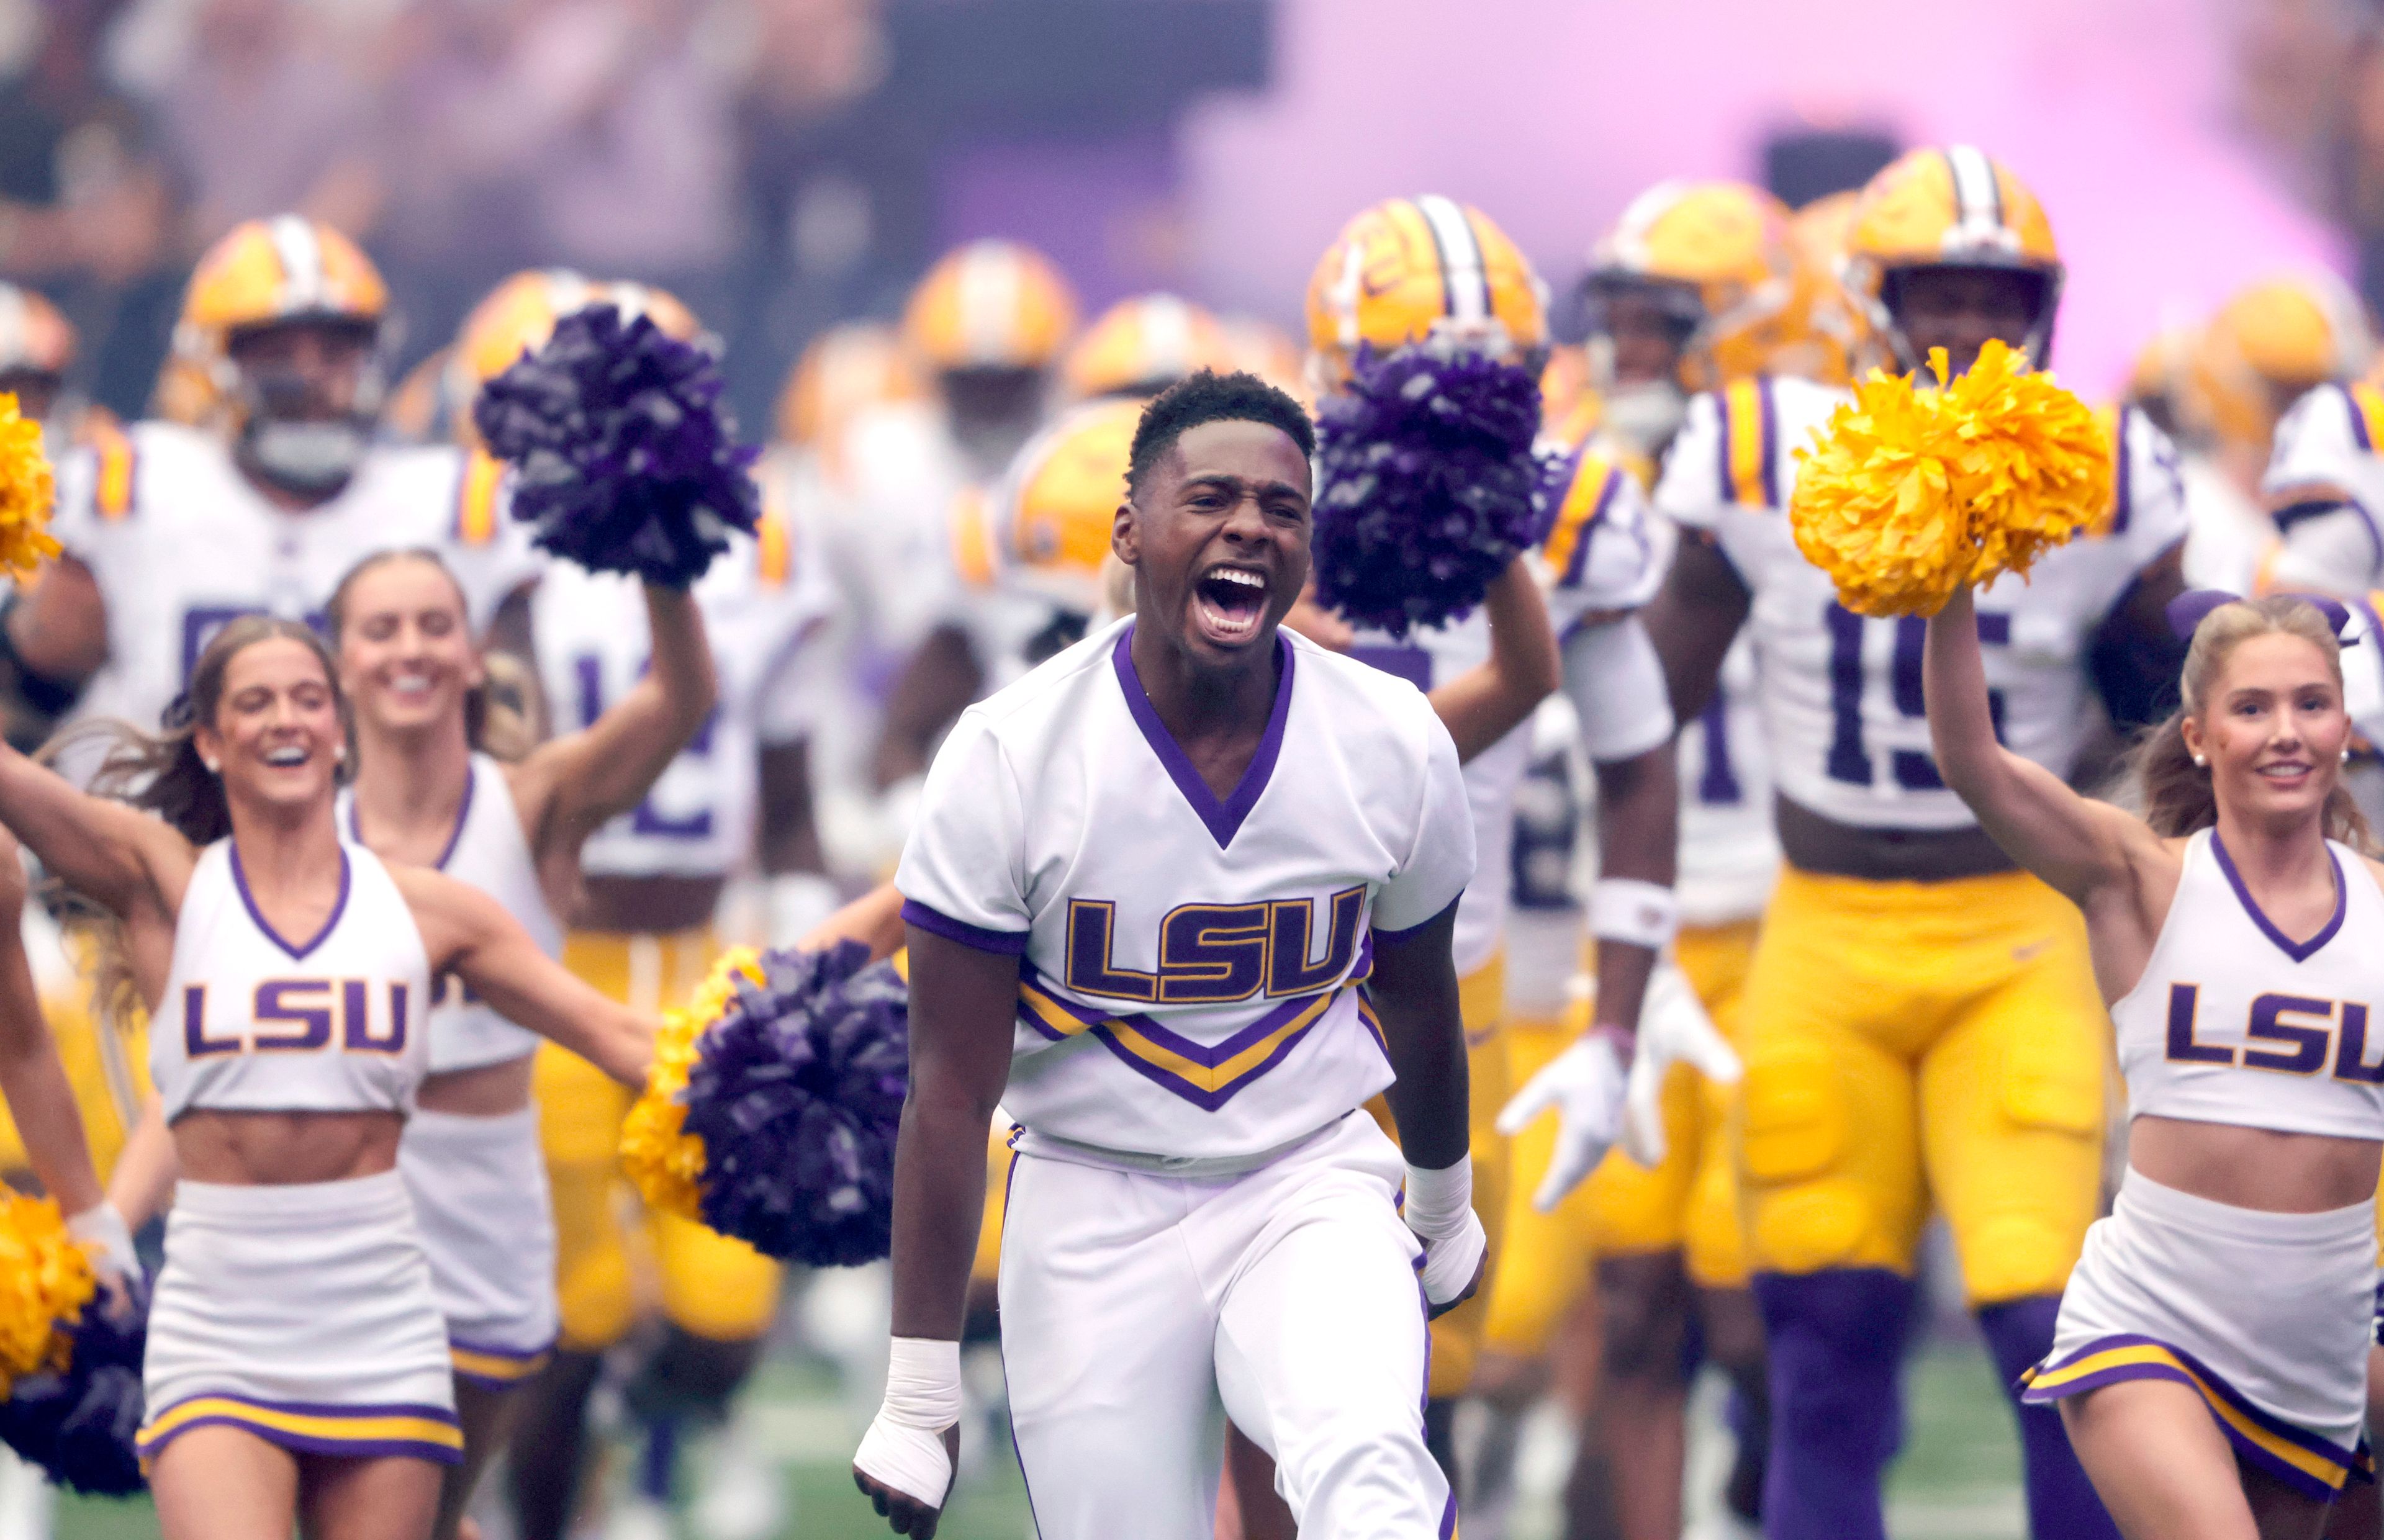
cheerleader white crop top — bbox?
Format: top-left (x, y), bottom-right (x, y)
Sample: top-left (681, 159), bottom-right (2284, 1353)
top-left (338, 754), bottom-right (561, 1073)
top-left (2113, 829), bottom-right (2384, 1141)
top-left (151, 839), bottom-right (434, 1122)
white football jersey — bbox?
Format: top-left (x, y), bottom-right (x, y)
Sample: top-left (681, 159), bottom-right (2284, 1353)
top-left (151, 840), bottom-right (433, 1123)
top-left (1655, 375), bottom-right (2187, 832)
top-left (1676, 635), bottom-right (1779, 926)
top-left (533, 510), bottom-right (833, 881)
top-left (50, 423), bottom-right (540, 733)
top-left (816, 400), bottom-right (986, 657)
top-left (896, 616), bottom-right (1475, 1164)
top-left (2111, 829), bottom-right (2384, 1141)
top-left (2262, 382), bottom-right (2384, 596)
top-left (336, 754), bottom-right (561, 1073)
top-left (1343, 454), bottom-right (1668, 976)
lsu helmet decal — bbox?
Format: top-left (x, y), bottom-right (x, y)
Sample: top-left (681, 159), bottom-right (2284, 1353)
top-left (1304, 196), bottom-right (1548, 389)
top-left (902, 240), bottom-right (1078, 374)
top-left (1842, 145), bottom-right (2064, 367)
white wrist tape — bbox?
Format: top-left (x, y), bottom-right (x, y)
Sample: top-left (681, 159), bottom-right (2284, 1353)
top-left (65, 1202), bottom-right (137, 1280)
top-left (1402, 1156), bottom-right (1474, 1241)
top-left (1589, 879), bottom-right (1679, 950)
top-left (853, 1336), bottom-right (962, 1506)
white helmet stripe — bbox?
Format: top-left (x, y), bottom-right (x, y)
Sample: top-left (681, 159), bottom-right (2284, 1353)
top-left (1943, 145), bottom-right (2003, 242)
top-left (1414, 195), bottom-right (1489, 323)
top-left (1142, 295), bottom-right (1194, 375)
top-left (0, 286), bottom-right (29, 370)
top-left (1330, 238), bottom-right (1365, 349)
top-left (959, 244), bottom-right (1024, 364)
top-left (266, 215), bottom-right (327, 314)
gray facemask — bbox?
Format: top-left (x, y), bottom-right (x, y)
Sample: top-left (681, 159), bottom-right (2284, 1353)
top-left (243, 417), bottom-right (371, 496)
top-left (1601, 380), bottom-right (1687, 456)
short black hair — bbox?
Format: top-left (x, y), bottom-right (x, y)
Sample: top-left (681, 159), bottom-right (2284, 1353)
top-left (1126, 369), bottom-right (1315, 498)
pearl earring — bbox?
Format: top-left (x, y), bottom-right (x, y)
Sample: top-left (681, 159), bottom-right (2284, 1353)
top-left (201, 757), bottom-right (220, 773)
top-left (2192, 754), bottom-right (2207, 767)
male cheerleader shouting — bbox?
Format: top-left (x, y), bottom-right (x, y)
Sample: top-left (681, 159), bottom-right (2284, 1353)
top-left (853, 369), bottom-right (1484, 1539)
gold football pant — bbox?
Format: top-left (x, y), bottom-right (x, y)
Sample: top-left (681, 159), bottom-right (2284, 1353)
top-left (1733, 867), bottom-right (2105, 1302)
top-left (1483, 919), bottom-right (1758, 1358)
top-left (540, 928), bottom-right (783, 1351)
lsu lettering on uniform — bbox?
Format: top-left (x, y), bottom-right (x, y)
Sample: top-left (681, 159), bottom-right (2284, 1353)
top-left (896, 616), bottom-right (1474, 1540)
top-left (530, 511), bottom-right (830, 1350)
top-left (2021, 831), bottom-right (2384, 1497)
top-left (1653, 372), bottom-right (2185, 1303)
top-left (2259, 379), bottom-right (2384, 598)
top-left (50, 421), bottom-right (537, 734)
top-left (1346, 447), bottom-right (1669, 1395)
top-left (137, 840), bottom-right (461, 1466)
top-left (340, 755), bottom-right (565, 1389)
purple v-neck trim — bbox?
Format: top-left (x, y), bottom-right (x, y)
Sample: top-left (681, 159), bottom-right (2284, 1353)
top-left (345, 760), bottom-right (476, 873)
top-left (2210, 829), bottom-right (2346, 964)
top-left (1109, 623), bottom-right (1294, 849)
top-left (230, 842), bottom-right (351, 962)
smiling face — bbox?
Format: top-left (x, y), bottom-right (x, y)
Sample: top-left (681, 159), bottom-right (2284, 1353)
top-left (335, 555), bottom-right (481, 740)
top-left (2182, 632), bottom-right (2352, 828)
top-left (194, 635), bottom-right (346, 817)
top-left (1114, 418), bottom-right (1312, 671)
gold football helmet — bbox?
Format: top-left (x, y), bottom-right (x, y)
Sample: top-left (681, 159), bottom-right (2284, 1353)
top-left (1841, 146), bottom-right (2064, 367)
top-left (1062, 294), bottom-right (1235, 401)
top-left (1304, 196), bottom-right (1548, 390)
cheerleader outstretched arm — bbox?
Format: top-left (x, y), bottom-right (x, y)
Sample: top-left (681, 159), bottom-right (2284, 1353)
top-left (391, 864), bottom-right (655, 1087)
top-left (1924, 585), bottom-right (2159, 906)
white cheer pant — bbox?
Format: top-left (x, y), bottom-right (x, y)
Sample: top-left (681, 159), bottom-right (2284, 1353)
top-left (997, 1112), bottom-right (1452, 1540)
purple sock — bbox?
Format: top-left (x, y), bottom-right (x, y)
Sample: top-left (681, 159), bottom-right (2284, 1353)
top-left (1977, 1295), bottom-right (2120, 1540)
top-left (1752, 1269), bottom-right (1916, 1540)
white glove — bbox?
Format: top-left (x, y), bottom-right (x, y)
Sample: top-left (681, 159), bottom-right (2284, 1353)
top-left (1619, 963), bottom-right (1743, 1169)
top-left (852, 1336), bottom-right (961, 1509)
top-left (1497, 1032), bottom-right (1628, 1212)
top-left (1402, 1158), bottom-right (1488, 1312)
top-left (65, 1201), bottom-right (138, 1283)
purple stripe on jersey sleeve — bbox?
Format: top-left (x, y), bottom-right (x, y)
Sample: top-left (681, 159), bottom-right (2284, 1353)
top-left (901, 898), bottom-right (1029, 955)
top-left (1371, 891), bottom-right (1463, 945)
top-left (1110, 623), bottom-right (1295, 849)
top-left (1756, 377), bottom-right (1780, 510)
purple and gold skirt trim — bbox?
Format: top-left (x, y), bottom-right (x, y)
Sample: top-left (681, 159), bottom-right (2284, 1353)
top-left (138, 1393), bottom-right (463, 1465)
top-left (449, 1335), bottom-right (556, 1390)
top-left (2022, 1334), bottom-right (2373, 1498)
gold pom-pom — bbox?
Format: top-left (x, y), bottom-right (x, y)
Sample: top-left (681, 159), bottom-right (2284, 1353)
top-left (0, 395), bottom-right (58, 583)
top-left (619, 947), bottom-right (765, 1219)
top-left (0, 1191), bottom-right (96, 1397)
top-left (1788, 339), bottom-right (2113, 616)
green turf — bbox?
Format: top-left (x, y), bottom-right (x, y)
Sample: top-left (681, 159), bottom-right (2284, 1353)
top-left (52, 1341), bottom-right (2023, 1539)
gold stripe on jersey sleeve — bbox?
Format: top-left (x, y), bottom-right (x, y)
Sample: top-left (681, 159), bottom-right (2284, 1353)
top-left (454, 450), bottom-right (505, 546)
top-left (91, 423), bottom-right (136, 521)
top-left (1720, 378), bottom-right (1773, 509)
top-left (2352, 382), bottom-right (2384, 456)
top-left (757, 507), bottom-right (793, 588)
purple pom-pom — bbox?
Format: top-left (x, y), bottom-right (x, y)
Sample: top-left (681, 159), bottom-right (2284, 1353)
top-left (0, 1277), bottom-right (147, 1496)
top-left (1312, 341), bottom-right (1546, 639)
top-left (682, 941), bottom-right (909, 1266)
top-left (472, 305), bottom-right (761, 588)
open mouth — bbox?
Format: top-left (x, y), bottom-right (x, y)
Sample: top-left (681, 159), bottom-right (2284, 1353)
top-left (1191, 565), bottom-right (1269, 646)
top-left (262, 744), bottom-right (310, 769)
top-left (2257, 761), bottom-right (2313, 785)
top-left (387, 670), bottom-right (435, 701)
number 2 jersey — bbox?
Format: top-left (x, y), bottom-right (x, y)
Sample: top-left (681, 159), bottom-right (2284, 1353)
top-left (51, 423), bottom-right (540, 734)
top-left (1655, 375), bottom-right (2187, 832)
top-left (1346, 449), bottom-right (1673, 976)
top-left (896, 616), bottom-right (1476, 1166)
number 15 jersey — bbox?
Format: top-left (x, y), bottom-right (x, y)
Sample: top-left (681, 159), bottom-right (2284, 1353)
top-left (1654, 374), bottom-right (2187, 832)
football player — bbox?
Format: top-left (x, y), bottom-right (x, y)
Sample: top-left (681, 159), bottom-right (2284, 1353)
top-left (7, 217), bottom-right (539, 744)
top-left (1525, 146), bottom-right (2190, 1540)
top-left (1294, 195), bottom-right (1677, 1493)
top-left (1060, 294), bottom-right (1237, 404)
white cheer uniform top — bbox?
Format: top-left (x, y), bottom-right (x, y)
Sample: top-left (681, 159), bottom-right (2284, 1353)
top-left (897, 616), bottom-right (1476, 1167)
top-left (51, 425), bottom-right (540, 734)
top-left (2111, 829), bottom-right (2384, 1141)
top-left (152, 840), bottom-right (435, 1123)
top-left (338, 754), bottom-right (561, 1072)
top-left (1345, 450), bottom-right (1669, 976)
top-left (1656, 375), bottom-right (2187, 832)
